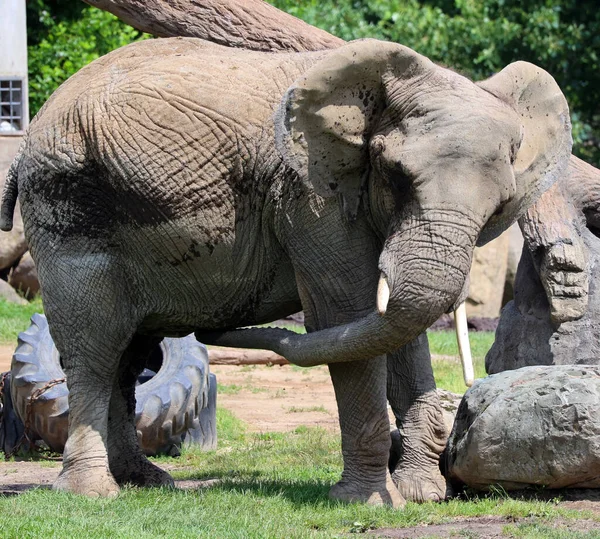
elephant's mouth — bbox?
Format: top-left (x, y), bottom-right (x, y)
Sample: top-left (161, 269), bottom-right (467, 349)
top-left (376, 270), bottom-right (473, 387)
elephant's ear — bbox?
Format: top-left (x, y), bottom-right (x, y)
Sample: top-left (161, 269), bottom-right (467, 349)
top-left (275, 39), bottom-right (434, 220)
top-left (476, 61), bottom-right (572, 245)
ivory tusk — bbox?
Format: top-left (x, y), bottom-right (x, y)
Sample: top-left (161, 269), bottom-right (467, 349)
top-left (454, 302), bottom-right (474, 387)
top-left (376, 274), bottom-right (390, 316)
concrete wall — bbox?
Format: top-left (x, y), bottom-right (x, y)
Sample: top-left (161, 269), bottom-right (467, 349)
top-left (0, 0), bottom-right (29, 131)
top-left (0, 135), bottom-right (22, 176)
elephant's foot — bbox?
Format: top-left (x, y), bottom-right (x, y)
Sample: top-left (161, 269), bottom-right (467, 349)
top-left (392, 466), bottom-right (448, 503)
top-left (388, 396), bottom-right (450, 503)
top-left (110, 455), bottom-right (174, 488)
top-left (329, 475), bottom-right (406, 508)
top-left (53, 465), bottom-right (120, 498)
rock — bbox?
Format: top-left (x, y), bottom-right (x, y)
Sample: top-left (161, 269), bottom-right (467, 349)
top-left (0, 218), bottom-right (26, 271)
top-left (502, 223), bottom-right (523, 305)
top-left (0, 278), bottom-right (26, 304)
top-left (466, 231), bottom-right (510, 318)
top-left (444, 366), bottom-right (600, 491)
top-left (486, 226), bottom-right (600, 374)
top-left (0, 136), bottom-right (27, 270)
top-left (437, 388), bottom-right (463, 433)
top-left (489, 158), bottom-right (600, 374)
top-left (8, 252), bottom-right (39, 299)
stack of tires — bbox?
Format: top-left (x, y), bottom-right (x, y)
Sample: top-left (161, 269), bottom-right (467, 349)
top-left (0, 314), bottom-right (217, 456)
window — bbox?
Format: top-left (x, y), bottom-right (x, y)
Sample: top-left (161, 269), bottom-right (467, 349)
top-left (0, 79), bottom-right (24, 133)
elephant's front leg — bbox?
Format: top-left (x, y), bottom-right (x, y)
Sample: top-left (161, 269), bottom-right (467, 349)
top-left (387, 333), bottom-right (449, 502)
top-left (295, 284), bottom-right (403, 507)
top-left (328, 356), bottom-right (405, 507)
top-left (285, 203), bottom-right (403, 507)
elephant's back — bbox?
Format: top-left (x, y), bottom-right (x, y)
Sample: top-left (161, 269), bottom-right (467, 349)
top-left (34, 37), bottom-right (323, 137)
top-left (23, 37), bottom-right (323, 209)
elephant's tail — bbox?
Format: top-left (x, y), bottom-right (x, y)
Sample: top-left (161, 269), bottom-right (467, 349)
top-left (0, 136), bottom-right (26, 232)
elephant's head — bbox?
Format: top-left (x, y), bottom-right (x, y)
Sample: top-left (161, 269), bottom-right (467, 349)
top-left (206, 39), bottom-right (572, 367)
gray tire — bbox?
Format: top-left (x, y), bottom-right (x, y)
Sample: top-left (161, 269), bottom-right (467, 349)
top-left (10, 313), bottom-right (212, 455)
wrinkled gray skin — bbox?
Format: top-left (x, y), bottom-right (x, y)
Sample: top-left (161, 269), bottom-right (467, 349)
top-left (1, 37), bottom-right (571, 503)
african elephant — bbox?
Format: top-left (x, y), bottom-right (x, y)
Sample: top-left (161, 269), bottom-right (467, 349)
top-left (1, 37), bottom-right (571, 504)
top-left (78, 0), bottom-right (569, 502)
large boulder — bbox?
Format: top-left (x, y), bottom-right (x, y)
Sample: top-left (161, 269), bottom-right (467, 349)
top-left (444, 366), bottom-right (600, 491)
top-left (487, 220), bottom-right (600, 374)
top-left (0, 136), bottom-right (27, 270)
top-left (0, 278), bottom-right (26, 305)
top-left (8, 252), bottom-right (39, 299)
top-left (502, 223), bottom-right (523, 306)
top-left (466, 230), bottom-right (510, 318)
top-left (486, 156), bottom-right (600, 373)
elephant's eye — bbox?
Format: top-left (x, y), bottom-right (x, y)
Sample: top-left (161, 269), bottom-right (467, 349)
top-left (509, 143), bottom-right (518, 165)
top-left (389, 161), bottom-right (413, 199)
top-left (370, 136), bottom-right (385, 158)
top-left (509, 127), bottom-right (524, 164)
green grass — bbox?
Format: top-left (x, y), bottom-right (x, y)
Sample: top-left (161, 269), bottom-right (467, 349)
top-left (0, 297), bottom-right (44, 344)
top-left (0, 408), bottom-right (592, 538)
top-left (217, 383), bottom-right (244, 395)
top-left (427, 330), bottom-right (496, 360)
top-left (428, 331), bottom-right (495, 394)
top-left (432, 355), bottom-right (487, 394)
top-left (217, 382), bottom-right (269, 395)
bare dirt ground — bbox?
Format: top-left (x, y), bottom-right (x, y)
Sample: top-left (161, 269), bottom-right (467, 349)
top-left (373, 516), bottom-right (600, 537)
top-left (3, 347), bottom-right (600, 537)
top-left (210, 363), bottom-right (341, 432)
top-left (0, 344), bottom-right (14, 372)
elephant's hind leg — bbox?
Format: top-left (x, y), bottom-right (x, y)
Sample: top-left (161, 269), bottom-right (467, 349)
top-left (39, 250), bottom-right (138, 497)
top-left (106, 335), bottom-right (174, 488)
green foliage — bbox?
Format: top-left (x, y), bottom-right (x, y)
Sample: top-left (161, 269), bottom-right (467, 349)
top-left (270, 0), bottom-right (600, 166)
top-left (26, 1), bottom-right (147, 117)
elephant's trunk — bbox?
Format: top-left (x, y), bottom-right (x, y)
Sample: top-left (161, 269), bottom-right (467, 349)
top-left (201, 207), bottom-right (481, 366)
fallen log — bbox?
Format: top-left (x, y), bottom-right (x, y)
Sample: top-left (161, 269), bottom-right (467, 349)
top-left (207, 346), bottom-right (289, 366)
